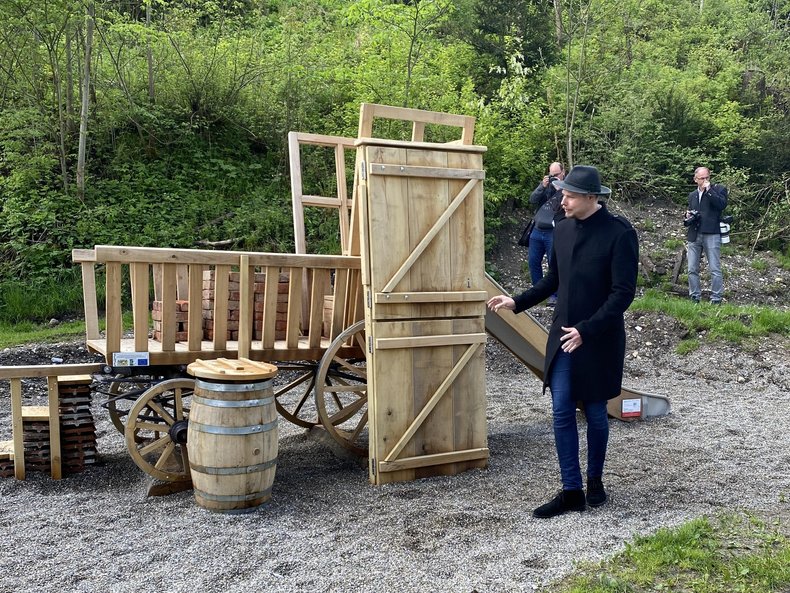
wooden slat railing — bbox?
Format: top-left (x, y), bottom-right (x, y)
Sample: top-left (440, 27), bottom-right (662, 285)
top-left (72, 246), bottom-right (362, 364)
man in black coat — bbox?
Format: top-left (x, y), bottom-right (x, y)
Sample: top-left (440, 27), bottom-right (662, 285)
top-left (685, 167), bottom-right (728, 303)
top-left (487, 165), bottom-right (639, 519)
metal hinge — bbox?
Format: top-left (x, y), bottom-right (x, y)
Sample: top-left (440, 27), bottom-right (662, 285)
top-left (368, 335), bottom-right (373, 354)
top-left (360, 160), bottom-right (367, 180)
top-left (366, 290), bottom-right (372, 308)
top-left (370, 458), bottom-right (376, 476)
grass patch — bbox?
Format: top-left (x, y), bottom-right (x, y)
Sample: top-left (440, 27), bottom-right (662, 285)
top-left (664, 238), bottom-right (684, 250)
top-left (631, 290), bottom-right (790, 346)
top-left (751, 259), bottom-right (769, 271)
top-left (552, 512), bottom-right (790, 593)
top-left (0, 320), bottom-right (89, 348)
top-left (676, 338), bottom-right (700, 354)
top-left (778, 250), bottom-right (790, 271)
top-left (0, 269), bottom-right (103, 324)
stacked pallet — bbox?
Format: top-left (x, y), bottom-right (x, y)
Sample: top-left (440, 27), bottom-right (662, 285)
top-left (58, 378), bottom-right (97, 474)
top-left (201, 270), bottom-right (290, 342)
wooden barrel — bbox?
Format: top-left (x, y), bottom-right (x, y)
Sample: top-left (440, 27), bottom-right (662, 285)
top-left (186, 358), bottom-right (279, 513)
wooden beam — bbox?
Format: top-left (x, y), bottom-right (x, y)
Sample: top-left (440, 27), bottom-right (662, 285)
top-left (374, 291), bottom-right (487, 304)
top-left (375, 333), bottom-right (487, 350)
top-left (0, 364), bottom-right (103, 379)
top-left (378, 448), bottom-right (489, 473)
top-left (80, 262), bottom-right (100, 340)
top-left (47, 376), bottom-right (61, 480)
top-left (368, 164), bottom-right (485, 180)
top-left (10, 378), bottom-right (24, 480)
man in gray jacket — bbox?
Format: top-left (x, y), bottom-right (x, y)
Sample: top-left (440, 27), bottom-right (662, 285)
top-left (685, 167), bottom-right (728, 304)
top-left (527, 162), bottom-right (565, 305)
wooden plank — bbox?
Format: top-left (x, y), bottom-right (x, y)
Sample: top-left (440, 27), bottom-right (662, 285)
top-left (452, 318), bottom-right (488, 475)
top-left (80, 262), bottom-right (100, 340)
top-left (379, 448), bottom-right (489, 473)
top-left (105, 262), bottom-right (122, 358)
top-left (411, 121), bottom-right (425, 142)
top-left (187, 264), bottom-right (203, 351)
top-left (0, 364), bottom-right (103, 379)
top-left (212, 264), bottom-right (230, 351)
top-left (291, 131), bottom-right (355, 148)
top-left (308, 268), bottom-right (330, 348)
top-left (91, 246), bottom-right (361, 269)
top-left (47, 376), bottom-right (61, 480)
top-left (289, 131), bottom-right (307, 256)
top-left (160, 263), bottom-right (177, 351)
top-left (373, 291), bottom-right (487, 304)
top-left (330, 267), bottom-right (349, 341)
top-left (383, 342), bottom-right (482, 463)
top-left (285, 268), bottom-right (303, 349)
top-left (56, 374), bottom-right (93, 386)
top-left (71, 248), bottom-right (97, 262)
top-left (375, 333), bottom-right (487, 350)
top-left (448, 150), bottom-right (486, 299)
top-left (382, 178), bottom-right (479, 294)
top-left (369, 320), bottom-right (414, 484)
top-left (368, 164), bottom-right (485, 180)
top-left (131, 262), bottom-right (150, 352)
top-left (10, 378), bottom-right (24, 480)
top-left (355, 137), bottom-right (486, 153)
top-left (262, 266), bottom-right (279, 348)
top-left (152, 263), bottom-right (162, 301)
top-left (21, 406), bottom-right (50, 420)
top-left (336, 142), bottom-right (351, 255)
top-left (300, 195), bottom-right (343, 208)
top-left (238, 256), bottom-right (253, 358)
top-left (176, 264), bottom-right (189, 300)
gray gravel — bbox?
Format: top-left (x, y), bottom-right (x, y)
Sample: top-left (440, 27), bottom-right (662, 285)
top-left (1, 332), bottom-right (788, 593)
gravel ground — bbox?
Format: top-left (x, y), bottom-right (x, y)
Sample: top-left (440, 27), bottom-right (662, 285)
top-left (0, 331), bottom-right (788, 593)
top-left (1, 199), bottom-right (788, 592)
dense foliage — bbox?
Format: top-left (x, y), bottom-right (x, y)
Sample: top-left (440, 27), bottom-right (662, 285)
top-left (0, 0), bottom-right (788, 283)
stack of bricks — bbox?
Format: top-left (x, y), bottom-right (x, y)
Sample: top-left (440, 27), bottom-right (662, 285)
top-left (152, 300), bottom-right (190, 342)
top-left (201, 269), bottom-right (290, 342)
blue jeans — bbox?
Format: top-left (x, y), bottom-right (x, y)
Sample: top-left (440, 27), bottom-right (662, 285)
top-left (528, 227), bottom-right (554, 287)
top-left (687, 233), bottom-right (723, 302)
top-left (549, 351), bottom-right (610, 490)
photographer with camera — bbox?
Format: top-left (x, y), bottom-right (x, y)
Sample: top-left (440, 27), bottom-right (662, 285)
top-left (685, 167), bottom-right (728, 304)
top-left (528, 162), bottom-right (565, 305)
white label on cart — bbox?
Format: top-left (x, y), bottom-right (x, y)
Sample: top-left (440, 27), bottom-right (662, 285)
top-left (621, 398), bottom-right (642, 418)
top-left (113, 352), bottom-right (150, 367)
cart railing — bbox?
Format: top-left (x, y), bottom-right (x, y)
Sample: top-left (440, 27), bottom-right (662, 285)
top-left (72, 245), bottom-right (363, 365)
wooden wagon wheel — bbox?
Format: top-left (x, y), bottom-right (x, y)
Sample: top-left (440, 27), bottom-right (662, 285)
top-left (125, 378), bottom-right (195, 482)
top-left (273, 363), bottom-right (322, 428)
top-left (105, 375), bottom-right (154, 437)
top-left (315, 320), bottom-right (368, 457)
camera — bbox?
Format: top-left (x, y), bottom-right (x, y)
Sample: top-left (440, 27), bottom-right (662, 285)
top-left (548, 175), bottom-right (557, 184)
top-left (683, 210), bottom-right (701, 228)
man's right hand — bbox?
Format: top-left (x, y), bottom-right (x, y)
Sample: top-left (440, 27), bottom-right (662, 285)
top-left (542, 175), bottom-right (550, 187)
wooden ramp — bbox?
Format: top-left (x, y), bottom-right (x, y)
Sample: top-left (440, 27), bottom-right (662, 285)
top-left (483, 274), bottom-right (671, 420)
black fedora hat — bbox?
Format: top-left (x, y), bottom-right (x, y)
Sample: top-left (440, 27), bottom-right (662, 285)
top-left (553, 165), bottom-right (611, 195)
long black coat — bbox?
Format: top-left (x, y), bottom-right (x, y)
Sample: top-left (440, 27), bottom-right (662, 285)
top-left (513, 203), bottom-right (639, 402)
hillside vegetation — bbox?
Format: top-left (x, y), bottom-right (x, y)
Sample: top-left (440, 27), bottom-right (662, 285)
top-left (0, 0), bottom-right (788, 286)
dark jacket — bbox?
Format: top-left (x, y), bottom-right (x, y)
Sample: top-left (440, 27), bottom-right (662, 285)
top-left (513, 203), bottom-right (639, 402)
top-left (687, 184), bottom-right (728, 241)
top-left (530, 183), bottom-right (564, 230)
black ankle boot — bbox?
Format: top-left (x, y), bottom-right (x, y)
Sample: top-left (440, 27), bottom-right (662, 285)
top-left (586, 476), bottom-right (607, 507)
top-left (532, 489), bottom-right (586, 519)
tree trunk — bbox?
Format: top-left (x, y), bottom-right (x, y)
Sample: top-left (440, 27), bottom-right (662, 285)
top-left (146, 0), bottom-right (155, 104)
top-left (553, 0), bottom-right (564, 45)
top-left (65, 29), bottom-right (75, 133)
top-left (76, 2), bottom-right (94, 199)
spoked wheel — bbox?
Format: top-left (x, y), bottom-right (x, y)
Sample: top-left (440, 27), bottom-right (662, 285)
top-left (315, 320), bottom-right (368, 457)
top-left (125, 378), bottom-right (195, 482)
top-left (273, 363), bottom-right (322, 428)
top-left (103, 375), bottom-right (157, 437)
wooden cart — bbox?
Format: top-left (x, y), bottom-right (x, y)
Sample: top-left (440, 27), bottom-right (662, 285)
top-left (1, 103), bottom-right (488, 487)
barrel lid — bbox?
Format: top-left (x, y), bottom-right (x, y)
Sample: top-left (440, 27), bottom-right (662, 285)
top-left (187, 358), bottom-right (278, 381)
